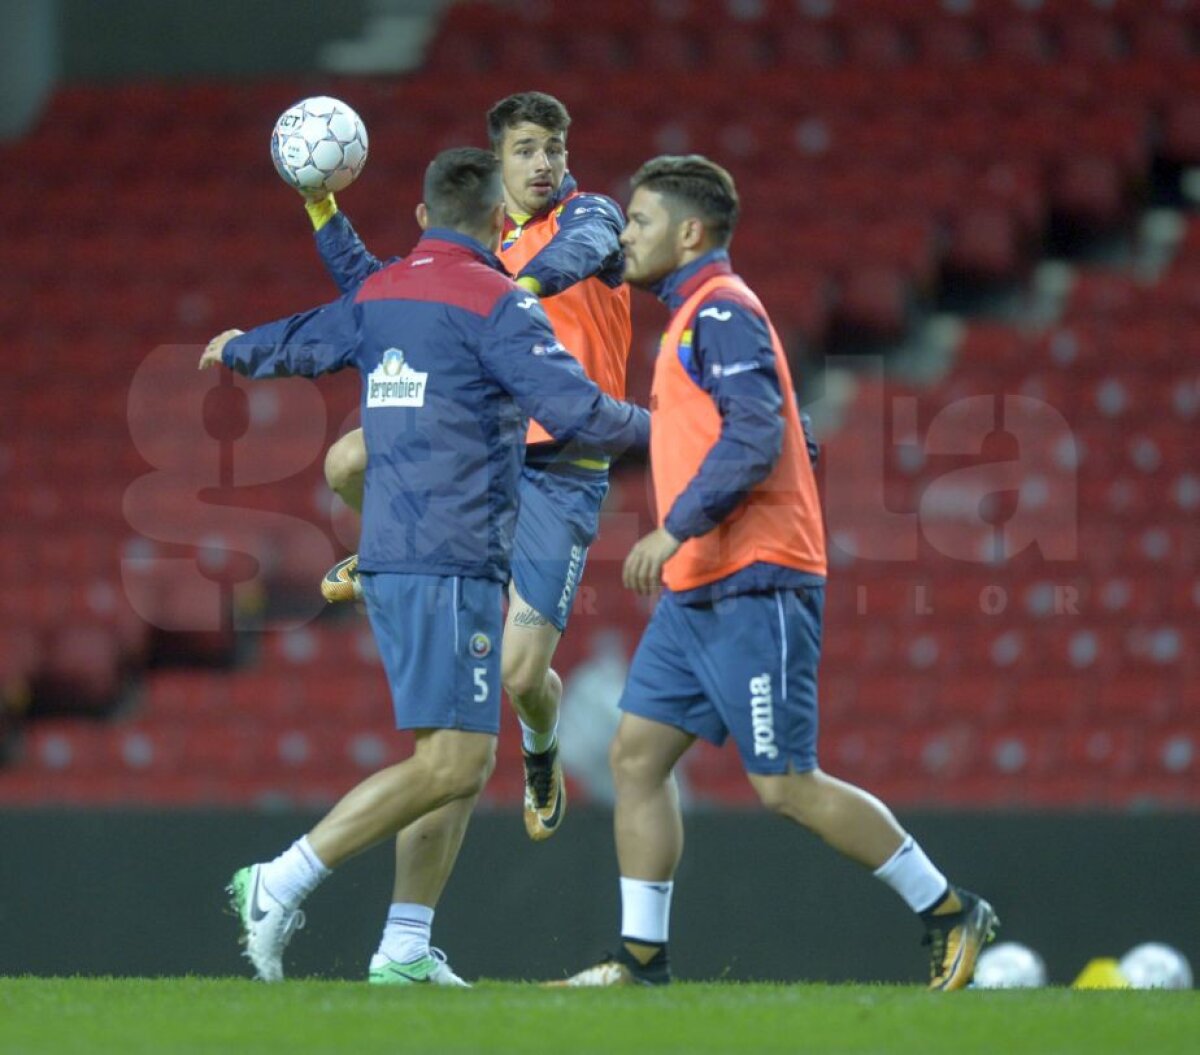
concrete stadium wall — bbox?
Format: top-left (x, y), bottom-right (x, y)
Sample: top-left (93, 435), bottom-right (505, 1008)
top-left (59, 0), bottom-right (369, 80)
top-left (1, 808), bottom-right (1197, 985)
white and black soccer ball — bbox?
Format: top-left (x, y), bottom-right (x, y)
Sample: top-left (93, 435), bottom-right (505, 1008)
top-left (271, 96), bottom-right (368, 194)
top-left (973, 942), bottom-right (1048, 988)
top-left (1119, 943), bottom-right (1193, 989)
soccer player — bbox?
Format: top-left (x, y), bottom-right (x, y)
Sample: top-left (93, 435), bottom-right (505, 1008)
top-left (309, 91), bottom-right (629, 844)
top-left (553, 156), bottom-right (998, 990)
top-left (199, 147), bottom-right (647, 984)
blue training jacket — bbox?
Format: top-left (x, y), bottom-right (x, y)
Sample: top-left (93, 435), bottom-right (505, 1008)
top-left (222, 229), bottom-right (649, 581)
top-left (313, 174), bottom-right (624, 297)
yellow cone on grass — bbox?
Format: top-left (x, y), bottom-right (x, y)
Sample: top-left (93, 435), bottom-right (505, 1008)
top-left (1072, 958), bottom-right (1131, 989)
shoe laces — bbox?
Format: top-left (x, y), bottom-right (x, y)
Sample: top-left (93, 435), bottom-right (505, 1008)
top-left (525, 751), bottom-right (556, 807)
top-left (282, 909), bottom-right (306, 941)
top-left (922, 918), bottom-right (960, 980)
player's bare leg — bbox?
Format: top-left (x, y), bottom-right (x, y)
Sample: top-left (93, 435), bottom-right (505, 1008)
top-left (503, 584), bottom-right (568, 840)
top-left (610, 714), bottom-right (694, 882)
top-left (320, 429), bottom-right (366, 602)
top-left (324, 427), bottom-right (366, 514)
top-left (307, 728), bottom-right (495, 868)
top-left (747, 768), bottom-right (905, 867)
top-left (367, 797), bottom-right (479, 987)
top-left (549, 714), bottom-right (693, 987)
top-left (228, 729), bottom-right (493, 983)
top-left (390, 798), bottom-right (477, 907)
top-left (748, 768), bottom-right (998, 989)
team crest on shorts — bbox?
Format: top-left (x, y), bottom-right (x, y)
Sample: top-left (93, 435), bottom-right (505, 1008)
top-left (469, 632), bottom-right (492, 658)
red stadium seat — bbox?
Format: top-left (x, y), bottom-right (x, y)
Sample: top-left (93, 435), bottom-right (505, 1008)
top-left (4, 4), bottom-right (1197, 810)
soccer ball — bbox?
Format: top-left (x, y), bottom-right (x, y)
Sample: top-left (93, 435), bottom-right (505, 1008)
top-left (1119, 943), bottom-right (1193, 989)
top-left (271, 96), bottom-right (368, 194)
top-left (973, 942), bottom-right (1048, 988)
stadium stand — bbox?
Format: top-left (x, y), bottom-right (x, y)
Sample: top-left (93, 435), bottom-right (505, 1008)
top-left (0, 0), bottom-right (1196, 809)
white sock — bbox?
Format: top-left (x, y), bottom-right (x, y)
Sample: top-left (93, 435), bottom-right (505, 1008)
top-left (873, 835), bottom-right (949, 913)
top-left (520, 717), bottom-right (558, 755)
top-left (378, 903), bottom-right (434, 963)
top-left (260, 836), bottom-right (332, 910)
top-left (620, 878), bottom-right (673, 944)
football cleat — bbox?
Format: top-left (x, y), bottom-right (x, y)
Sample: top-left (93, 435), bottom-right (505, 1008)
top-left (368, 948), bottom-right (469, 987)
top-left (547, 948), bottom-right (670, 988)
top-left (924, 888), bottom-right (1000, 991)
top-left (522, 744), bottom-right (567, 841)
top-left (321, 554), bottom-right (362, 603)
top-left (227, 864), bottom-right (306, 983)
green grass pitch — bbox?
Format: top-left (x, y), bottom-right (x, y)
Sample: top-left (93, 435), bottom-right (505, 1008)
top-left (1, 978), bottom-right (1196, 1054)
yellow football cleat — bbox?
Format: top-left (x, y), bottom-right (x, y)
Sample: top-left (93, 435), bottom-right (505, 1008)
top-left (546, 947), bottom-right (670, 987)
top-left (924, 888), bottom-right (1000, 991)
top-left (522, 745), bottom-right (566, 841)
top-left (545, 960), bottom-right (638, 988)
top-left (321, 554), bottom-right (362, 603)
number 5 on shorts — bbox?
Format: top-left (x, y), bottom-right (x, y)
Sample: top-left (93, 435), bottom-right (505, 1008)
top-left (473, 667), bottom-right (488, 702)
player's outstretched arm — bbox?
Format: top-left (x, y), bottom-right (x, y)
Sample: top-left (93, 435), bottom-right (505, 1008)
top-left (303, 191), bottom-right (397, 294)
top-left (480, 290), bottom-right (648, 454)
top-left (198, 329), bottom-right (244, 370)
top-left (200, 292), bottom-right (360, 380)
top-left (514, 193), bottom-right (625, 296)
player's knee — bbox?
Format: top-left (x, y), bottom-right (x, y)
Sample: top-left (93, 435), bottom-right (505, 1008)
top-left (501, 649), bottom-right (549, 700)
top-left (754, 777), bottom-right (796, 818)
top-left (753, 771), bottom-right (820, 823)
top-left (426, 738), bottom-right (496, 802)
top-left (324, 431), bottom-right (366, 492)
top-left (609, 730), bottom-right (662, 791)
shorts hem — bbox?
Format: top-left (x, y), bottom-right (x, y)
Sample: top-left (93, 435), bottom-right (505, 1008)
top-left (618, 697), bottom-right (729, 748)
top-left (395, 719), bottom-right (501, 736)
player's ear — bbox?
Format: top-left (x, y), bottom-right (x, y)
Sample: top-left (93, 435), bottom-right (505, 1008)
top-left (679, 216), bottom-right (705, 252)
top-left (415, 202), bottom-right (429, 230)
top-left (481, 202), bottom-right (506, 253)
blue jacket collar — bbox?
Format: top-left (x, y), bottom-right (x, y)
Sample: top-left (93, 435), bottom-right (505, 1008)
top-left (551, 172), bottom-right (578, 210)
top-left (510, 172), bottom-right (578, 226)
top-left (652, 249), bottom-right (733, 311)
top-left (417, 228), bottom-right (507, 273)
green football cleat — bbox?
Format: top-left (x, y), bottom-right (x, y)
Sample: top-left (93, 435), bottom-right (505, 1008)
top-left (368, 949), bottom-right (469, 987)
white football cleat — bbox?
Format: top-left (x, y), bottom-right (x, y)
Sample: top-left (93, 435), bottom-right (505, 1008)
top-left (227, 864), bottom-right (306, 982)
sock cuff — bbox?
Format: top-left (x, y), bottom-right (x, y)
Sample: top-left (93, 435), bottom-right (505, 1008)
top-left (873, 835), bottom-right (949, 914)
top-left (873, 835), bottom-right (914, 879)
top-left (297, 836), bottom-right (333, 878)
top-left (520, 718), bottom-right (559, 754)
top-left (386, 902), bottom-right (435, 926)
top-left (619, 877), bottom-right (674, 945)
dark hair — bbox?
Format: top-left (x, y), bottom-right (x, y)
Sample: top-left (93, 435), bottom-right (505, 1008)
top-left (423, 147), bottom-right (503, 231)
top-left (629, 154), bottom-right (740, 248)
top-left (486, 91), bottom-right (571, 149)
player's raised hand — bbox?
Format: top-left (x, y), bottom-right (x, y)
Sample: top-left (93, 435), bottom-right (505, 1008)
top-left (199, 329), bottom-right (244, 370)
top-left (622, 527), bottom-right (681, 596)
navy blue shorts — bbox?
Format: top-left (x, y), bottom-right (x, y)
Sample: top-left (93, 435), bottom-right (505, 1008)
top-left (510, 465), bottom-right (608, 632)
top-left (359, 572), bottom-right (503, 734)
top-left (618, 586), bottom-right (824, 775)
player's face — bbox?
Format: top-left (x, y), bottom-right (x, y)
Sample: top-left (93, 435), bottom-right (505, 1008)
top-left (620, 188), bottom-right (682, 288)
top-left (498, 123), bottom-right (567, 217)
